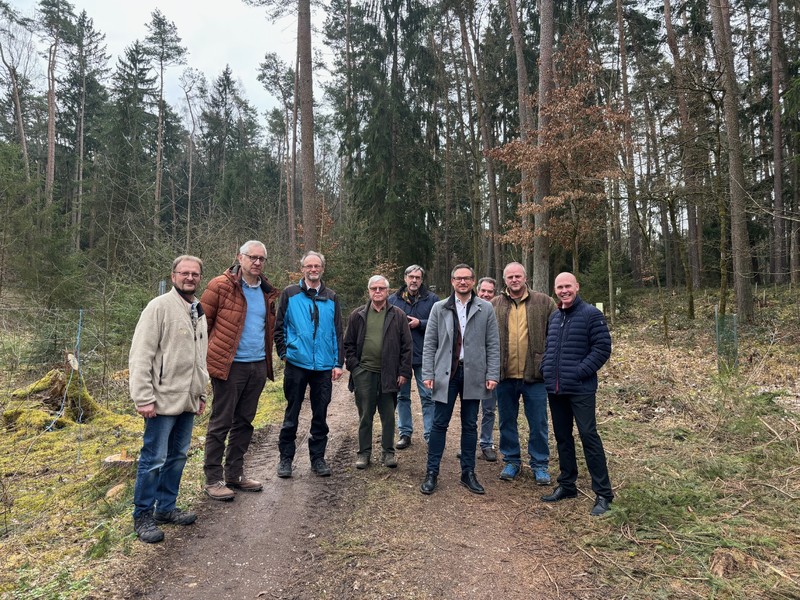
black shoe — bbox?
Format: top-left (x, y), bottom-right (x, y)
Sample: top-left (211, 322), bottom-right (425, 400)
top-left (460, 471), bottom-right (485, 495)
top-left (481, 447), bottom-right (498, 462)
top-left (396, 435), bottom-right (411, 450)
top-left (134, 512), bottom-right (164, 544)
top-left (590, 496), bottom-right (612, 516)
top-left (311, 458), bottom-right (332, 477)
top-left (153, 508), bottom-right (196, 526)
top-left (277, 458), bottom-right (293, 478)
top-left (541, 485), bottom-right (578, 502)
top-left (420, 471), bottom-right (437, 495)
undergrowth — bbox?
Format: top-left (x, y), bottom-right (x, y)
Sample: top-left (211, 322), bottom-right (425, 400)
top-left (0, 371), bottom-right (286, 597)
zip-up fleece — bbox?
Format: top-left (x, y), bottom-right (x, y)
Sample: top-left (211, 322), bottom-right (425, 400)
top-left (274, 280), bottom-right (344, 371)
top-left (129, 287), bottom-right (209, 415)
top-left (541, 296), bottom-right (611, 395)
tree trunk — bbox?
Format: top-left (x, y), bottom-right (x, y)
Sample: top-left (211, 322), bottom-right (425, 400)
top-left (45, 39), bottom-right (58, 207)
top-left (298, 0), bottom-right (317, 251)
top-left (154, 62), bottom-right (165, 241)
top-left (710, 0), bottom-right (754, 320)
top-left (0, 44), bottom-right (31, 183)
top-left (458, 8), bottom-right (501, 280)
top-left (507, 0), bottom-right (534, 278)
top-left (532, 0), bottom-right (554, 293)
top-left (617, 0), bottom-right (642, 284)
top-left (770, 0), bottom-right (785, 283)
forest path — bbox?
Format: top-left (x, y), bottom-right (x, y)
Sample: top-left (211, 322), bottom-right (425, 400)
top-left (125, 379), bottom-right (609, 599)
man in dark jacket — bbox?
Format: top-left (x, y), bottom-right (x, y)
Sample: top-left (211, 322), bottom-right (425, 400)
top-left (540, 272), bottom-right (613, 516)
top-left (388, 265), bottom-right (439, 449)
top-left (344, 275), bottom-right (413, 469)
top-left (274, 250), bottom-right (344, 478)
top-left (201, 241), bottom-right (279, 501)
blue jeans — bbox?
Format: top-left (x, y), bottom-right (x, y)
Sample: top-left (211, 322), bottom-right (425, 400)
top-left (479, 391), bottom-right (497, 448)
top-left (496, 379), bottom-right (549, 469)
top-left (426, 364), bottom-right (480, 474)
top-left (133, 411), bottom-right (195, 518)
top-left (396, 364), bottom-right (434, 441)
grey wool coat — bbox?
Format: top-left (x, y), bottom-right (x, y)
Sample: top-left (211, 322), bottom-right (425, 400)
top-left (421, 293), bottom-right (500, 403)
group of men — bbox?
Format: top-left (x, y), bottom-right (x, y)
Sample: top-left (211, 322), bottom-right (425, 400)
top-left (130, 243), bottom-right (344, 543)
top-left (128, 246), bottom-right (613, 545)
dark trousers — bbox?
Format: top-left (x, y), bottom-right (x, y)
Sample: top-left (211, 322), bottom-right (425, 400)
top-left (204, 360), bottom-right (268, 483)
top-left (352, 366), bottom-right (396, 455)
top-left (548, 393), bottom-right (613, 499)
top-left (426, 364), bottom-right (480, 474)
top-left (279, 361), bottom-right (332, 462)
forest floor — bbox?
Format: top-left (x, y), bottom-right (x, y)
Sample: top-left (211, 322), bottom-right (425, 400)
top-left (112, 379), bottom-right (609, 599)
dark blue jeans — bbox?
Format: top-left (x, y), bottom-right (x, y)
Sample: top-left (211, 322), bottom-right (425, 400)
top-left (548, 393), bottom-right (613, 499)
top-left (133, 411), bottom-right (195, 518)
top-left (426, 364), bottom-right (480, 474)
top-left (497, 379), bottom-right (549, 469)
top-left (279, 361), bottom-right (332, 462)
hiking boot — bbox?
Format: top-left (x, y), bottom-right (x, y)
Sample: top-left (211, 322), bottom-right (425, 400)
top-left (355, 453), bottom-right (370, 470)
top-left (533, 468), bottom-right (551, 486)
top-left (499, 462), bottom-right (520, 481)
top-left (226, 475), bottom-right (263, 492)
top-left (382, 452), bottom-right (397, 468)
top-left (153, 508), bottom-right (197, 526)
top-left (204, 481), bottom-right (235, 501)
top-left (311, 458), bottom-right (332, 477)
top-left (481, 447), bottom-right (498, 462)
top-left (134, 512), bottom-right (164, 544)
top-left (277, 458), bottom-right (293, 478)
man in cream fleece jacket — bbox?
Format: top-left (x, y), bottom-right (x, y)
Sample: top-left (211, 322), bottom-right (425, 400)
top-left (129, 255), bottom-right (209, 543)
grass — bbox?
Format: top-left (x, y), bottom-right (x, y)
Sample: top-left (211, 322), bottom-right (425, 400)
top-left (569, 286), bottom-right (800, 598)
top-left (0, 368), bottom-right (287, 597)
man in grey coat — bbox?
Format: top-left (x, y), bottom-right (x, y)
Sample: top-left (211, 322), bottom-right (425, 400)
top-left (420, 264), bottom-right (500, 495)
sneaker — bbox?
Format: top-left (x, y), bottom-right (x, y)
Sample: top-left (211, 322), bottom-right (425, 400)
top-left (277, 458), bottom-right (293, 478)
top-left (311, 458), bottom-right (332, 477)
top-left (533, 468), bottom-right (551, 486)
top-left (499, 462), bottom-right (520, 481)
top-left (226, 475), bottom-right (263, 492)
top-left (382, 452), bottom-right (397, 468)
top-left (396, 435), bottom-right (411, 450)
top-left (134, 512), bottom-right (164, 544)
top-left (355, 453), bottom-right (370, 470)
top-left (153, 508), bottom-right (197, 526)
top-left (204, 481), bottom-right (235, 501)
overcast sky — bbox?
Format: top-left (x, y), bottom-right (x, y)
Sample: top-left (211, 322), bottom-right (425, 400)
top-left (11, 0), bottom-right (311, 118)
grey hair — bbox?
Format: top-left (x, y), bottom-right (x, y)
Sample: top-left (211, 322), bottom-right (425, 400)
top-left (239, 240), bottom-right (267, 256)
top-left (477, 276), bottom-right (496, 289)
top-left (404, 264), bottom-right (424, 277)
top-left (172, 255), bottom-right (203, 274)
top-left (368, 275), bottom-right (390, 289)
top-left (503, 262), bottom-right (527, 278)
top-left (301, 250), bottom-right (326, 268)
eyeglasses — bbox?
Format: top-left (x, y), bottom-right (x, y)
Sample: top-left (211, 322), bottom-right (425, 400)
top-left (243, 254), bottom-right (267, 263)
top-left (369, 286), bottom-right (388, 292)
top-left (174, 271), bottom-right (201, 279)
top-left (452, 276), bottom-right (474, 282)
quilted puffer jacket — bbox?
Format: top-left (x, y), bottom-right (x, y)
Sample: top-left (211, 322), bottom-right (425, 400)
top-left (541, 296), bottom-right (611, 395)
top-left (200, 265), bottom-right (279, 381)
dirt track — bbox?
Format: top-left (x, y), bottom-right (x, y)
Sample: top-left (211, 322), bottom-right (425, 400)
top-left (123, 379), bottom-right (610, 599)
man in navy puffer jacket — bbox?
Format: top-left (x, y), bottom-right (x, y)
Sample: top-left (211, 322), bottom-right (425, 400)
top-left (540, 272), bottom-right (613, 516)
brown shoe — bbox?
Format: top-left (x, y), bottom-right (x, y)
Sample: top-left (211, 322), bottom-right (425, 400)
top-left (226, 475), bottom-right (263, 492)
top-left (204, 481), bottom-right (235, 501)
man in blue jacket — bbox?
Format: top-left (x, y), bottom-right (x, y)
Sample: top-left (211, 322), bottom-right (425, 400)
top-left (388, 265), bottom-right (439, 449)
top-left (274, 251), bottom-right (344, 478)
top-left (540, 272), bottom-right (613, 516)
